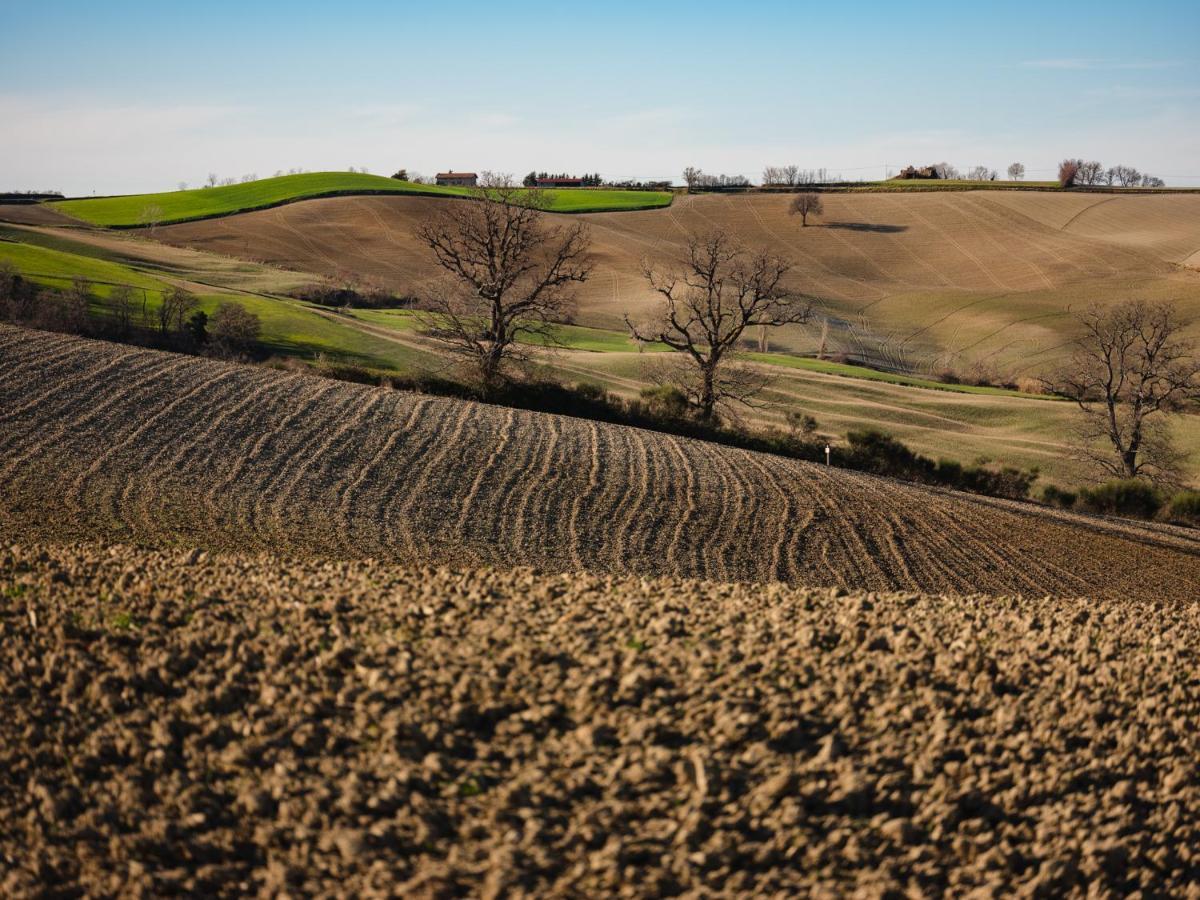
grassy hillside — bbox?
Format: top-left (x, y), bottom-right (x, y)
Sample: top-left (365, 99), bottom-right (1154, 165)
top-left (50, 172), bottom-right (673, 227)
top-left (5, 221), bottom-right (1197, 487)
top-left (0, 236), bottom-right (436, 370)
top-left (4, 325), bottom-right (1198, 599)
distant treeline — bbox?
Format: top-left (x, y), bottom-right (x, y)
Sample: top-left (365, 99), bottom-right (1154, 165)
top-left (1, 191), bottom-right (64, 203)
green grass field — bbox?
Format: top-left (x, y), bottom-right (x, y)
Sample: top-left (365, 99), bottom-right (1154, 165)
top-left (349, 308), bottom-right (673, 353)
top-left (50, 173), bottom-right (673, 227)
top-left (0, 237), bottom-right (435, 371)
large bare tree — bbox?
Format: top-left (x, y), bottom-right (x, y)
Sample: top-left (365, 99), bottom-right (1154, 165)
top-left (1047, 300), bottom-right (1200, 482)
top-left (789, 192), bottom-right (823, 226)
top-left (414, 176), bottom-right (591, 393)
top-left (626, 230), bottom-right (811, 421)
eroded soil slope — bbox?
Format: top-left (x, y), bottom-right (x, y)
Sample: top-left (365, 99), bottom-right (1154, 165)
top-left (2, 540), bottom-right (1199, 896)
top-left (2, 326), bottom-right (1199, 600)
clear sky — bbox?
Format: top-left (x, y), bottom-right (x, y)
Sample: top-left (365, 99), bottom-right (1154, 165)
top-left (3, 0), bottom-right (1198, 195)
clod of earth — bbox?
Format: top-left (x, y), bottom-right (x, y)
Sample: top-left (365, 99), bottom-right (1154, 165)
top-left (2, 540), bottom-right (1199, 896)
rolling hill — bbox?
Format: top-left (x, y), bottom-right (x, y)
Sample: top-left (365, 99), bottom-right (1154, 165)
top-left (151, 189), bottom-right (1200, 377)
top-left (2, 325), bottom-right (1197, 600)
top-left (49, 172), bottom-right (673, 227)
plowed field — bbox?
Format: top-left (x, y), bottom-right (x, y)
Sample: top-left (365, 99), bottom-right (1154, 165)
top-left (3, 540), bottom-right (1199, 896)
top-left (3, 325), bottom-right (1198, 600)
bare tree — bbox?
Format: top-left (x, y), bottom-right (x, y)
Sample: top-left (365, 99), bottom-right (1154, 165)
top-left (1047, 300), bottom-right (1200, 483)
top-left (783, 165), bottom-right (800, 186)
top-left (207, 172), bottom-right (218, 188)
top-left (59, 277), bottom-right (92, 334)
top-left (210, 301), bottom-right (262, 353)
top-left (1058, 159), bottom-right (1080, 187)
top-left (0, 261), bottom-right (37, 321)
top-left (109, 284), bottom-right (136, 338)
top-left (682, 166), bottom-right (702, 190)
top-left (177, 181), bottom-right (188, 192)
top-left (1077, 160), bottom-right (1105, 185)
top-left (762, 166), bottom-right (784, 186)
top-left (625, 230), bottom-right (811, 421)
top-left (140, 203), bottom-right (164, 232)
top-left (1007, 162), bottom-right (1025, 181)
top-left (932, 162), bottom-right (959, 180)
top-left (1112, 165), bottom-right (1142, 187)
top-left (789, 192), bottom-right (824, 226)
top-left (156, 286), bottom-right (197, 336)
top-left (414, 178), bottom-right (591, 393)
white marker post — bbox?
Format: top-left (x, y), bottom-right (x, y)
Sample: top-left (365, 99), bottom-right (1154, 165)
top-left (825, 444), bottom-right (831, 466)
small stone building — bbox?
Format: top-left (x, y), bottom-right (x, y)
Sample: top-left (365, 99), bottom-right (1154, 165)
top-left (435, 172), bottom-right (478, 187)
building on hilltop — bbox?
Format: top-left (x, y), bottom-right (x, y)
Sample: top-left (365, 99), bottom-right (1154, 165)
top-left (894, 165), bottom-right (938, 180)
top-left (435, 171), bottom-right (478, 187)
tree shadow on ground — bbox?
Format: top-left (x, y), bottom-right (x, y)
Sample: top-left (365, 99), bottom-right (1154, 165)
top-left (823, 222), bottom-right (908, 233)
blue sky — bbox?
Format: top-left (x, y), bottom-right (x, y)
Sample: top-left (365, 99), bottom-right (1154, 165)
top-left (3, 0), bottom-right (1198, 194)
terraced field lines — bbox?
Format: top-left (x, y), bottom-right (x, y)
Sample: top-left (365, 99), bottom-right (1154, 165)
top-left (505, 415), bottom-right (562, 561)
top-left (567, 420), bottom-right (602, 571)
top-left (0, 348), bottom-right (179, 485)
top-left (663, 436), bottom-right (699, 576)
top-left (396, 400), bottom-right (480, 563)
top-left (207, 378), bottom-right (343, 525)
top-left (335, 396), bottom-right (433, 557)
top-left (265, 390), bottom-right (388, 546)
top-left (455, 407), bottom-right (517, 535)
top-left (65, 363), bottom-right (240, 510)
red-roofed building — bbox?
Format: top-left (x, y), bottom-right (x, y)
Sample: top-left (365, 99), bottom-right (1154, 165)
top-left (535, 176), bottom-right (584, 188)
top-left (435, 172), bottom-right (478, 187)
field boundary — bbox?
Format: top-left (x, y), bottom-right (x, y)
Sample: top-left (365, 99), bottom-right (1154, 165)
top-left (53, 188), bottom-right (677, 229)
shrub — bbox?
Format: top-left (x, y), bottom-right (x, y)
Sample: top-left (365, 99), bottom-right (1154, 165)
top-left (574, 382), bottom-right (608, 403)
top-left (1058, 159), bottom-right (1080, 188)
top-left (1163, 491), bottom-right (1200, 527)
top-left (1041, 485), bottom-right (1078, 509)
top-left (637, 384), bottom-right (691, 421)
top-left (210, 302), bottom-right (261, 352)
top-left (785, 410), bottom-right (819, 435)
top-left (845, 429), bottom-right (934, 481)
top-left (1077, 479), bottom-right (1162, 519)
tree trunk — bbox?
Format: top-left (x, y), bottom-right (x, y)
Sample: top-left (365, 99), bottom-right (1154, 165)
top-left (1121, 450), bottom-right (1138, 478)
top-left (700, 367), bottom-right (717, 422)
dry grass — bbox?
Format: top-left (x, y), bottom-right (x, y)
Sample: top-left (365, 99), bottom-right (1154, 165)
top-left (151, 191), bottom-right (1200, 378)
top-left (3, 538), bottom-right (1200, 896)
top-left (3, 325), bottom-right (1198, 601)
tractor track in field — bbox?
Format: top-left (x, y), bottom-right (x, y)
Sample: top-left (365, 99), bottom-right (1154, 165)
top-left (3, 325), bottom-right (1200, 600)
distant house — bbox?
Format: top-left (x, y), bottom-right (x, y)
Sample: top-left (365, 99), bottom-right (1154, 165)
top-left (894, 165), bottom-right (938, 180)
top-left (535, 177), bottom-right (584, 188)
top-left (435, 171), bottom-right (478, 187)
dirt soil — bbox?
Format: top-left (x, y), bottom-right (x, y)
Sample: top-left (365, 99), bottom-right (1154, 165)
top-left (3, 325), bottom-right (1200, 602)
top-left (3, 538), bottom-right (1199, 897)
top-left (0, 203), bottom-right (82, 227)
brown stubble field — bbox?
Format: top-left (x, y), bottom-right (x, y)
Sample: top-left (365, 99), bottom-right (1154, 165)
top-left (3, 325), bottom-right (1199, 601)
top-left (151, 190), bottom-right (1200, 376)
